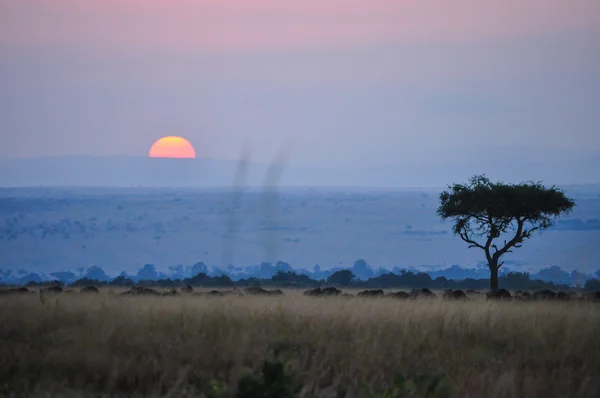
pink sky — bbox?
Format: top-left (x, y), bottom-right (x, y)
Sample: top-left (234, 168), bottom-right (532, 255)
top-left (0, 0), bottom-right (599, 165)
top-left (2, 0), bottom-right (599, 52)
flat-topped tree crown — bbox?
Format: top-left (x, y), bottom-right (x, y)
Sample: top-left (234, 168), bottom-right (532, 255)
top-left (437, 174), bottom-right (575, 290)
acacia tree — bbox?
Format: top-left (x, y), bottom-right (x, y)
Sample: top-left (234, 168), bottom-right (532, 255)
top-left (327, 270), bottom-right (355, 286)
top-left (437, 175), bottom-right (575, 290)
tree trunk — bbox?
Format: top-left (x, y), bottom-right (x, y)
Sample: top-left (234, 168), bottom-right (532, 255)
top-left (489, 261), bottom-right (499, 290)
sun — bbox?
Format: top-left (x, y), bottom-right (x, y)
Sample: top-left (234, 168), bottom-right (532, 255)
top-left (148, 136), bottom-right (196, 158)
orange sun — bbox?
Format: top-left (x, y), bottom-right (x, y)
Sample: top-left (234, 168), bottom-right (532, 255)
top-left (149, 136), bottom-right (196, 158)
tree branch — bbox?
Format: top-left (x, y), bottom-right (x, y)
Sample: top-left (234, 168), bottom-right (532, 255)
top-left (458, 230), bottom-right (485, 250)
top-left (493, 218), bottom-right (525, 261)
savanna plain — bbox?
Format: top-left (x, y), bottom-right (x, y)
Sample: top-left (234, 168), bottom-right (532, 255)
top-left (1, 289), bottom-right (599, 398)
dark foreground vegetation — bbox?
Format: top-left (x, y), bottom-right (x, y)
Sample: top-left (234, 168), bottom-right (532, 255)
top-left (1, 290), bottom-right (600, 397)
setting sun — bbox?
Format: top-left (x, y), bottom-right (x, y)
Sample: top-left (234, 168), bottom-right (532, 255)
top-left (148, 136), bottom-right (196, 158)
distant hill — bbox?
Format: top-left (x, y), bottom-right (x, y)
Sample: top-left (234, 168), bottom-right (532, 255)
top-left (1, 146), bottom-right (599, 187)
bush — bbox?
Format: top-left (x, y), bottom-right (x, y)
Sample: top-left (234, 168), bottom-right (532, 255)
top-left (237, 360), bottom-right (298, 398)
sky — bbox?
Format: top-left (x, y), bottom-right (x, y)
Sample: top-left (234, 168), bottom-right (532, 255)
top-left (1, 0), bottom-right (599, 170)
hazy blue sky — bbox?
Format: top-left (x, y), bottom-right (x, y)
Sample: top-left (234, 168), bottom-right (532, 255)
top-left (1, 0), bottom-right (599, 169)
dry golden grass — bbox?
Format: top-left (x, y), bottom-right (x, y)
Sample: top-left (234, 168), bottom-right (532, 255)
top-left (1, 290), bottom-right (600, 398)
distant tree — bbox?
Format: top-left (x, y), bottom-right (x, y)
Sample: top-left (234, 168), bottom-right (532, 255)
top-left (438, 175), bottom-right (575, 290)
top-left (227, 264), bottom-right (243, 274)
top-left (136, 264), bottom-right (158, 280)
top-left (584, 279), bottom-right (600, 291)
top-left (71, 278), bottom-right (104, 287)
top-left (168, 265), bottom-right (186, 279)
top-left (109, 275), bottom-right (135, 287)
top-left (534, 265), bottom-right (570, 284)
top-left (190, 262), bottom-right (208, 277)
top-left (271, 271), bottom-right (317, 286)
top-left (326, 269), bottom-right (355, 286)
top-left (50, 271), bottom-right (77, 282)
top-left (18, 272), bottom-right (42, 284)
top-left (275, 261), bottom-right (293, 272)
top-left (84, 265), bottom-right (110, 282)
top-left (352, 259), bottom-right (374, 279)
top-left (0, 269), bottom-right (14, 283)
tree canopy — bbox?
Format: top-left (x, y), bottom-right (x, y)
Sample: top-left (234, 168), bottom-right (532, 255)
top-left (326, 270), bottom-right (355, 286)
top-left (438, 174), bottom-right (575, 289)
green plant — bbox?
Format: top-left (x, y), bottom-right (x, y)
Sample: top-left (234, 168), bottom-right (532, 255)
top-left (363, 373), bottom-right (450, 398)
top-left (0, 383), bottom-right (10, 398)
top-left (205, 379), bottom-right (230, 398)
top-left (237, 360), bottom-right (298, 398)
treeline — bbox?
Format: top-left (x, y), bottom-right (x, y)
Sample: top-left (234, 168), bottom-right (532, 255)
top-left (8, 269), bottom-right (600, 291)
top-left (2, 259), bottom-right (600, 287)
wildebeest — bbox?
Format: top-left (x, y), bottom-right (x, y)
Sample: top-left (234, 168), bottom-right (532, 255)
top-left (387, 291), bottom-right (409, 299)
top-left (0, 287), bottom-right (32, 295)
top-left (533, 289), bottom-right (557, 300)
top-left (357, 289), bottom-right (385, 297)
top-left (443, 289), bottom-right (468, 300)
top-left (243, 287), bottom-right (284, 296)
top-left (409, 288), bottom-right (436, 299)
top-left (514, 291), bottom-right (532, 300)
top-left (303, 287), bottom-right (342, 297)
top-left (195, 290), bottom-right (225, 297)
top-left (119, 286), bottom-right (161, 296)
top-left (80, 286), bottom-right (99, 294)
top-left (486, 289), bottom-right (512, 300)
top-left (557, 291), bottom-right (571, 301)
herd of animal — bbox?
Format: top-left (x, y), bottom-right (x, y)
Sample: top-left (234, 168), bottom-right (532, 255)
top-left (1, 284), bottom-right (600, 302)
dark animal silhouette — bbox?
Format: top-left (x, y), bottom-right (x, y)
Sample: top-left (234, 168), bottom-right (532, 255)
top-left (409, 288), bottom-right (436, 299)
top-left (533, 289), bottom-right (557, 300)
top-left (80, 286), bottom-right (99, 294)
top-left (557, 291), bottom-right (571, 301)
top-left (119, 286), bottom-right (161, 296)
top-left (357, 289), bottom-right (385, 297)
top-left (486, 289), bottom-right (512, 300)
top-left (43, 286), bottom-right (63, 293)
top-left (195, 290), bottom-right (225, 297)
top-left (443, 289), bottom-right (468, 300)
top-left (388, 291), bottom-right (409, 299)
top-left (244, 287), bottom-right (284, 296)
top-left (303, 287), bottom-right (342, 297)
top-left (0, 287), bottom-right (31, 295)
top-left (515, 291), bottom-right (532, 300)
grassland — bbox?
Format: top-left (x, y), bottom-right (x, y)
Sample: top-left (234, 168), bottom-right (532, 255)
top-left (1, 290), bottom-right (599, 397)
top-left (3, 188), bottom-right (600, 274)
